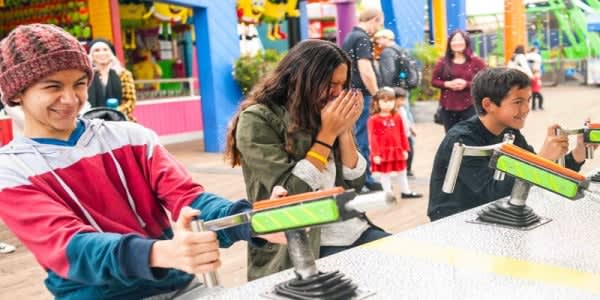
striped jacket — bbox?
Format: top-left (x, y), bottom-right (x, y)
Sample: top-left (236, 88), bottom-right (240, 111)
top-left (0, 119), bottom-right (250, 299)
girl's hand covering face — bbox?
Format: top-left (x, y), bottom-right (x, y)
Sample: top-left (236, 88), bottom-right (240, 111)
top-left (320, 89), bottom-right (362, 137)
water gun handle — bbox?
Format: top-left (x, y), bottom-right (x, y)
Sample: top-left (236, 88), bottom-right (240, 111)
top-left (191, 219), bottom-right (220, 288)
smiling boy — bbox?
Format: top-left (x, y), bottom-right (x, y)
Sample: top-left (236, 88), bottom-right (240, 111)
top-left (0, 24), bottom-right (274, 299)
top-left (428, 68), bottom-right (589, 221)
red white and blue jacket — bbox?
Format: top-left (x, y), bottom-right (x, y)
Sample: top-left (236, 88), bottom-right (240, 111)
top-left (0, 119), bottom-right (252, 299)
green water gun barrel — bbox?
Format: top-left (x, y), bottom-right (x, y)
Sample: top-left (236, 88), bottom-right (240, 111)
top-left (584, 127), bottom-right (600, 144)
top-left (490, 144), bottom-right (588, 200)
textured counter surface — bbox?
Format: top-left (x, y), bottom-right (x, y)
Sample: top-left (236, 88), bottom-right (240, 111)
top-left (202, 182), bottom-right (600, 299)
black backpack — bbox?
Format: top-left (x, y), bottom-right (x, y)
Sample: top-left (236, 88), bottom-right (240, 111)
top-left (390, 46), bottom-right (420, 89)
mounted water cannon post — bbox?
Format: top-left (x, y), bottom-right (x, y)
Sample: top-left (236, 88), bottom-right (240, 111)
top-left (443, 134), bottom-right (593, 230)
top-left (555, 121), bottom-right (599, 167)
top-left (443, 133), bottom-right (516, 193)
top-left (191, 187), bottom-right (397, 298)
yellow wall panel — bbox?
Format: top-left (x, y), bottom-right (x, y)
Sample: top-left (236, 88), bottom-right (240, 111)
top-left (89, 0), bottom-right (114, 41)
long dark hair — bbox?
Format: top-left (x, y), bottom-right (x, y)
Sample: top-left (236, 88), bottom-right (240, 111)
top-left (224, 39), bottom-right (351, 167)
top-left (444, 30), bottom-right (474, 63)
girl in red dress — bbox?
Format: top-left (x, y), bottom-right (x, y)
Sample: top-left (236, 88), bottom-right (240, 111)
top-left (368, 87), bottom-right (422, 198)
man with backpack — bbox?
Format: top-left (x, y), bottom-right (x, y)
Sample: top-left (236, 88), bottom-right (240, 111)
top-left (374, 29), bottom-right (420, 176)
top-left (375, 29), bottom-right (420, 90)
top-left (342, 8), bottom-right (385, 192)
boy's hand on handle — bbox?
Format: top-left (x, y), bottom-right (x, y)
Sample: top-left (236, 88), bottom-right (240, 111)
top-left (538, 124), bottom-right (569, 161)
top-left (150, 207), bottom-right (221, 274)
top-left (373, 156), bottom-right (382, 165)
top-left (573, 118), bottom-right (599, 163)
top-left (256, 186), bottom-right (289, 244)
top-left (572, 133), bottom-right (588, 163)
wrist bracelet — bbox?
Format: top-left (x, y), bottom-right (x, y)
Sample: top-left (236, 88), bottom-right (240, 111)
top-left (307, 150), bottom-right (328, 165)
top-left (314, 139), bottom-right (333, 150)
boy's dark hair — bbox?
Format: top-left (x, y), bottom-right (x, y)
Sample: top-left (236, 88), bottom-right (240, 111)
top-left (471, 68), bottom-right (531, 115)
top-left (392, 87), bottom-right (407, 98)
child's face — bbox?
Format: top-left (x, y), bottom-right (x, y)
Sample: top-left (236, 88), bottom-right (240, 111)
top-left (487, 86), bottom-right (531, 130)
top-left (378, 96), bottom-right (395, 112)
top-left (16, 69), bottom-right (89, 138)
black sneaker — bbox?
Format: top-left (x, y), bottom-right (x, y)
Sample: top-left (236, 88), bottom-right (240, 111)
top-left (407, 171), bottom-right (415, 177)
top-left (401, 192), bottom-right (422, 199)
top-left (365, 182), bottom-right (383, 191)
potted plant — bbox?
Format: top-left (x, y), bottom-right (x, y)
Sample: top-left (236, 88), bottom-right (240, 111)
top-left (233, 49), bottom-right (285, 95)
top-left (410, 42), bottom-right (441, 102)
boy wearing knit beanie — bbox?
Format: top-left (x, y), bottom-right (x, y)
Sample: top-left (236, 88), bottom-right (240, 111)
top-left (0, 24), bottom-right (276, 299)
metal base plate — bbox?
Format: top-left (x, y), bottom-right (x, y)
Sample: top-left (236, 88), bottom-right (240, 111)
top-left (261, 287), bottom-right (376, 300)
top-left (467, 216), bottom-right (552, 231)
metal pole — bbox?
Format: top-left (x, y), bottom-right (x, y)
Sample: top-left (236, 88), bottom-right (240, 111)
top-left (494, 133), bottom-right (515, 181)
top-left (508, 179), bottom-right (531, 206)
top-left (442, 143), bottom-right (465, 193)
top-left (285, 229), bottom-right (318, 280)
top-left (287, 1), bottom-right (301, 49)
top-left (192, 220), bottom-right (220, 288)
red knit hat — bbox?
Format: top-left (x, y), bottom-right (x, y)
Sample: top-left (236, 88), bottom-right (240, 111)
top-left (0, 24), bottom-right (93, 106)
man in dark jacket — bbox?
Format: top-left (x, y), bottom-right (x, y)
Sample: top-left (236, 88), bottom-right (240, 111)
top-left (374, 29), bottom-right (419, 89)
top-left (342, 8), bottom-right (384, 191)
top-left (428, 68), bottom-right (590, 221)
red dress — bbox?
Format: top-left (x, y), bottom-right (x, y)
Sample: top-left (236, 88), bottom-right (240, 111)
top-left (367, 113), bottom-right (410, 173)
top-left (531, 76), bottom-right (541, 93)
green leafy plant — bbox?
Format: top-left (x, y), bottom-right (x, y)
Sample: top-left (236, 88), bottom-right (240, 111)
top-left (233, 49), bottom-right (285, 95)
top-left (410, 42), bottom-right (441, 101)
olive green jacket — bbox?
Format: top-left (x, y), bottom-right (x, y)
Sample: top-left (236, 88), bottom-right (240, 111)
top-left (235, 103), bottom-right (366, 281)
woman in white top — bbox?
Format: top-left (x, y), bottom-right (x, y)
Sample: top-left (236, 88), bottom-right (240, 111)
top-left (526, 47), bottom-right (543, 72)
top-left (507, 45), bottom-right (533, 78)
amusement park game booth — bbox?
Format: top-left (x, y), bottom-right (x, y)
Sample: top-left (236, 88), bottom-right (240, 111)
top-left (0, 0), bottom-right (241, 152)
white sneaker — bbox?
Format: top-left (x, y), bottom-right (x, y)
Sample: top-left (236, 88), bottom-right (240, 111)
top-left (0, 242), bottom-right (15, 254)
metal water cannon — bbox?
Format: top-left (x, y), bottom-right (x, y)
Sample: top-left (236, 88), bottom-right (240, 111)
top-left (191, 187), bottom-right (396, 298)
top-left (442, 134), bottom-right (592, 230)
top-left (555, 121), bottom-right (599, 166)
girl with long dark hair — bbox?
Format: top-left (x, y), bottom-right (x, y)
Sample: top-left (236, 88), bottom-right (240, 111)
top-left (224, 39), bottom-right (389, 281)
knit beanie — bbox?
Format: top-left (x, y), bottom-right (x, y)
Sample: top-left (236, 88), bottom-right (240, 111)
top-left (0, 24), bottom-right (93, 106)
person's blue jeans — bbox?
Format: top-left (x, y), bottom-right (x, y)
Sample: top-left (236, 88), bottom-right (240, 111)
top-left (319, 227), bottom-right (390, 258)
top-left (354, 95), bottom-right (376, 184)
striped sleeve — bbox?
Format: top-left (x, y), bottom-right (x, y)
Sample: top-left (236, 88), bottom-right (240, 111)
top-left (0, 186), bottom-right (157, 285)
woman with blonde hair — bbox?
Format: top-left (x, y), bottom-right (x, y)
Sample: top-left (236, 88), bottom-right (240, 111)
top-left (87, 39), bottom-right (137, 121)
